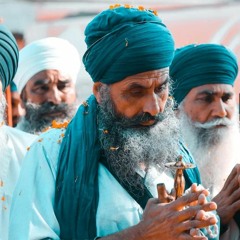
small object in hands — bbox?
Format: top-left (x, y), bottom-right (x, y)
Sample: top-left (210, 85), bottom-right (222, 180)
top-left (165, 155), bottom-right (195, 199)
top-left (157, 183), bottom-right (174, 203)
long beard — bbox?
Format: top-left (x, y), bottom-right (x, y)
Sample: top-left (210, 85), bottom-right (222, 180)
top-left (98, 85), bottom-right (180, 192)
top-left (17, 101), bottom-right (77, 134)
top-left (178, 106), bottom-right (240, 197)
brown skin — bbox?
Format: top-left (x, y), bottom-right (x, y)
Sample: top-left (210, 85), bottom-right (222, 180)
top-left (212, 164), bottom-right (240, 226)
top-left (179, 84), bottom-right (239, 228)
top-left (94, 68), bottom-right (169, 126)
top-left (93, 69), bottom-right (218, 239)
top-left (11, 91), bottom-right (25, 126)
top-left (20, 69), bottom-right (76, 105)
top-left (180, 84), bottom-right (235, 124)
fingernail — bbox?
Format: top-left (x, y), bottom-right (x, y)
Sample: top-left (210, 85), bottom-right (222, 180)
top-left (210, 203), bottom-right (216, 210)
top-left (210, 217), bottom-right (216, 224)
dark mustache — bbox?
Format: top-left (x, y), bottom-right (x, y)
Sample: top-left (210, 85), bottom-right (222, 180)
top-left (115, 112), bottom-right (166, 128)
top-left (25, 102), bottom-right (69, 120)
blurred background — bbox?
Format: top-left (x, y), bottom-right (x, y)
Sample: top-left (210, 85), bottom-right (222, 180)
top-left (0, 0), bottom-right (239, 103)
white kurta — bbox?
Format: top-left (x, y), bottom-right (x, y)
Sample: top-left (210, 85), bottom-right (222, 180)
top-left (0, 125), bottom-right (37, 240)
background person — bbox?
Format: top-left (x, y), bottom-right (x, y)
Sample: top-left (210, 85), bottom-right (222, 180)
top-left (170, 43), bottom-right (240, 239)
top-left (13, 37), bottom-right (81, 134)
top-left (0, 24), bottom-right (37, 240)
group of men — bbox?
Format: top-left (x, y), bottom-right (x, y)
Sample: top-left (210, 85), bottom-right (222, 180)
top-left (0, 4), bottom-right (239, 240)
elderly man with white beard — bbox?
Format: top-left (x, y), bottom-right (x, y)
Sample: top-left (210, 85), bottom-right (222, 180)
top-left (13, 37), bottom-right (81, 134)
top-left (0, 24), bottom-right (37, 240)
top-left (170, 43), bottom-right (240, 240)
top-left (9, 5), bottom-right (219, 240)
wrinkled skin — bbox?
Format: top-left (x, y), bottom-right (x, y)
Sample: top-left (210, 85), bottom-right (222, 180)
top-left (213, 164), bottom-right (240, 226)
top-left (101, 184), bottom-right (218, 240)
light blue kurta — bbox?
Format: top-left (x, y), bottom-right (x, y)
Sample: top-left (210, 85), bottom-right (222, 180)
top-left (9, 128), bottom-right (175, 239)
top-left (0, 125), bottom-right (36, 240)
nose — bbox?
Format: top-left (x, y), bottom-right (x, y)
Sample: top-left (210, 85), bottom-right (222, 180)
top-left (47, 87), bottom-right (63, 105)
top-left (212, 100), bottom-right (227, 118)
top-left (143, 94), bottom-right (163, 116)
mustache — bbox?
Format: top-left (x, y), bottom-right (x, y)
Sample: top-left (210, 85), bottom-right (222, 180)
top-left (193, 117), bottom-right (234, 129)
top-left (114, 112), bottom-right (166, 128)
top-left (25, 102), bottom-right (70, 118)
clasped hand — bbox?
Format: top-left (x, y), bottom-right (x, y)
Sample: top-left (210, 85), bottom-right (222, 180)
top-left (138, 184), bottom-right (218, 240)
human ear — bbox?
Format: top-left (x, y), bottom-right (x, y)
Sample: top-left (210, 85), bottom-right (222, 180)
top-left (93, 82), bottom-right (103, 103)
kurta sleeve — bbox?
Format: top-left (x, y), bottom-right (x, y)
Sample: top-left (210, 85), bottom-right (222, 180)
top-left (8, 128), bottom-right (65, 239)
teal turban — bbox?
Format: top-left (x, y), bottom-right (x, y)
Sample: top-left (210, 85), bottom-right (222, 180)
top-left (83, 5), bottom-right (175, 83)
top-left (0, 25), bottom-right (19, 91)
top-left (170, 43), bottom-right (238, 106)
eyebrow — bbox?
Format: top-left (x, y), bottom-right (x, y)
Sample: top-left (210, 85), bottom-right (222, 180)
top-left (33, 79), bottom-right (49, 86)
top-left (126, 77), bottom-right (169, 90)
top-left (196, 90), bottom-right (234, 97)
top-left (33, 78), bottom-right (71, 86)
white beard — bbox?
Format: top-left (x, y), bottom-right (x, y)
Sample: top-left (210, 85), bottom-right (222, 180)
top-left (178, 106), bottom-right (240, 197)
top-left (0, 94), bottom-right (6, 124)
top-left (0, 95), bottom-right (7, 149)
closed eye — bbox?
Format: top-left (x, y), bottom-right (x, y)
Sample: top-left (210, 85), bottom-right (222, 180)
top-left (155, 81), bottom-right (168, 94)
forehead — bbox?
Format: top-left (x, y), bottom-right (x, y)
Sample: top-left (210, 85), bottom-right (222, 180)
top-left (115, 68), bottom-right (169, 87)
top-left (28, 69), bottom-right (71, 84)
top-left (187, 83), bottom-right (234, 97)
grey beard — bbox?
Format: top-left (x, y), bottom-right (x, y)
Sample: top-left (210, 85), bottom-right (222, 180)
top-left (17, 101), bottom-right (77, 134)
top-left (0, 95), bottom-right (6, 124)
top-left (98, 85), bottom-right (180, 192)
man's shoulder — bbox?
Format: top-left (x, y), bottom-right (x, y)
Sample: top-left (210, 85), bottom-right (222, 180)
top-left (24, 128), bottom-right (66, 177)
top-left (2, 125), bottom-right (37, 151)
top-left (30, 128), bottom-right (66, 150)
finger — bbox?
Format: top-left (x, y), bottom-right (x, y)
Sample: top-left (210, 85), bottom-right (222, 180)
top-left (222, 164), bottom-right (240, 192)
top-left (172, 190), bottom-right (209, 211)
top-left (229, 198), bottom-right (240, 213)
top-left (177, 202), bottom-right (217, 222)
top-left (198, 193), bottom-right (207, 205)
top-left (228, 187), bottom-right (240, 204)
top-left (181, 215), bottom-right (218, 231)
top-left (190, 183), bottom-right (198, 193)
top-left (181, 232), bottom-right (207, 240)
top-left (190, 228), bottom-right (203, 237)
top-left (157, 183), bottom-right (174, 203)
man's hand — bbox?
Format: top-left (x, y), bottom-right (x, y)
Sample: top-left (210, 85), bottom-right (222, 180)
top-left (137, 185), bottom-right (217, 240)
top-left (212, 164), bottom-right (240, 226)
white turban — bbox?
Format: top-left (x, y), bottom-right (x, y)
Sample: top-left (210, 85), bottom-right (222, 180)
top-left (13, 37), bottom-right (81, 93)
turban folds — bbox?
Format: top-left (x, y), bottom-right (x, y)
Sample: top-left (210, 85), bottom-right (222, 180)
top-left (0, 25), bottom-right (18, 91)
top-left (170, 44), bottom-right (238, 105)
top-left (83, 6), bottom-right (175, 83)
top-left (13, 37), bottom-right (81, 93)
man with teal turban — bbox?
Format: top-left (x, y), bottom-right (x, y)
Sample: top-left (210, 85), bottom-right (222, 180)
top-left (9, 6), bottom-right (219, 239)
top-left (0, 25), bottom-right (18, 91)
top-left (0, 24), bottom-right (37, 240)
top-left (170, 43), bottom-right (240, 239)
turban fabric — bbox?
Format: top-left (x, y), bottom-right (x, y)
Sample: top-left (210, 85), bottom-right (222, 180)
top-left (83, 6), bottom-right (175, 83)
top-left (13, 37), bottom-right (81, 93)
top-left (170, 44), bottom-right (238, 106)
top-left (0, 25), bottom-right (18, 91)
